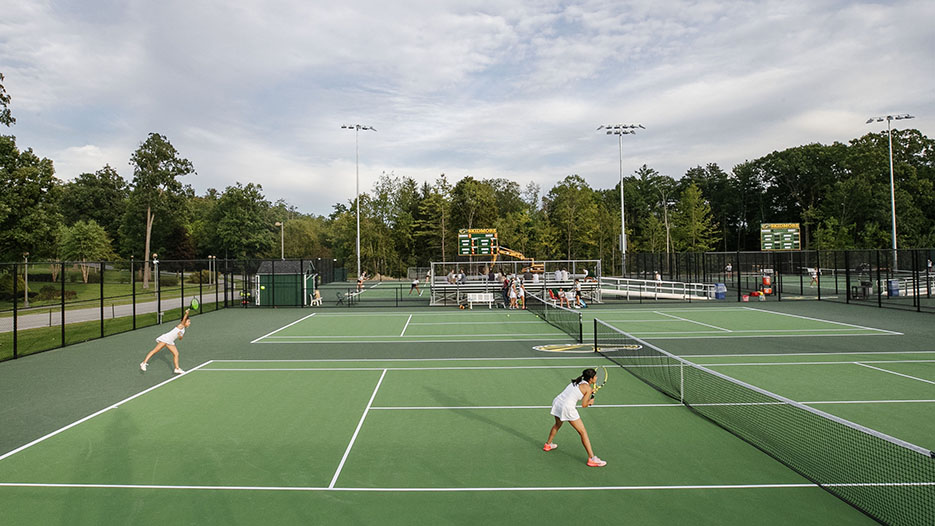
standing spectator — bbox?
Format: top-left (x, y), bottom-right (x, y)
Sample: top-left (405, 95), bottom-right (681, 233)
top-left (502, 275), bottom-right (510, 306)
top-left (574, 278), bottom-right (582, 307)
top-left (554, 268), bottom-right (562, 283)
top-left (725, 262), bottom-right (733, 279)
top-left (654, 270), bottom-right (661, 281)
top-left (561, 268), bottom-right (569, 282)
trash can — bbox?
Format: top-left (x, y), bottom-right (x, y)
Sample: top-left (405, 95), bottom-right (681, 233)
top-left (714, 283), bottom-right (727, 300)
top-left (887, 279), bottom-right (900, 297)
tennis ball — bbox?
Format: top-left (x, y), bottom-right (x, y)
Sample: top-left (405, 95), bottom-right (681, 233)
top-left (261, 285), bottom-right (266, 290)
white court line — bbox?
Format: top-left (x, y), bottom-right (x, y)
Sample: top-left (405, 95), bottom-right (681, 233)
top-left (329, 369), bottom-right (387, 488)
top-left (409, 320), bottom-right (547, 326)
top-left (253, 332), bottom-right (894, 344)
top-left (370, 399), bottom-right (935, 410)
top-left (400, 314), bottom-right (412, 336)
top-left (209, 351), bottom-right (935, 363)
top-left (741, 306), bottom-right (902, 335)
top-left (655, 311), bottom-right (731, 332)
top-left (250, 313), bottom-right (317, 344)
top-left (699, 359), bottom-right (935, 368)
top-left (0, 361), bottom-right (213, 462)
top-left (855, 363), bottom-right (935, 386)
top-left (0, 481), bottom-right (930, 492)
top-left (200, 360), bottom-right (935, 373)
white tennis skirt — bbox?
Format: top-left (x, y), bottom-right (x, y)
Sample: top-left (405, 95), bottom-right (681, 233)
top-left (550, 399), bottom-right (580, 421)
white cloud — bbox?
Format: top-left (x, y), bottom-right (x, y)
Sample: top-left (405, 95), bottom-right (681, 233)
top-left (1, 0), bottom-right (932, 214)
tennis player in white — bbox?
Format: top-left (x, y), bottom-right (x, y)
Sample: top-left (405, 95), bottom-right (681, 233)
top-left (140, 309), bottom-right (191, 374)
top-left (543, 368), bottom-right (606, 467)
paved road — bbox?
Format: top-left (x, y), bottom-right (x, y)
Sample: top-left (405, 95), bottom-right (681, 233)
top-left (1, 295), bottom-right (225, 332)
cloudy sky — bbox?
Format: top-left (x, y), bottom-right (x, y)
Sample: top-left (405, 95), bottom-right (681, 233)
top-left (2, 0), bottom-right (933, 216)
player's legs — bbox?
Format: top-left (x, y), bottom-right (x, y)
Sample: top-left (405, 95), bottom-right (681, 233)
top-left (166, 344), bottom-right (180, 369)
top-left (568, 418), bottom-right (595, 458)
top-left (546, 416), bottom-right (563, 444)
top-left (142, 342), bottom-right (167, 364)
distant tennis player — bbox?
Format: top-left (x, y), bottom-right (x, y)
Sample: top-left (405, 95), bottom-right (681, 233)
top-left (140, 309), bottom-right (191, 374)
top-left (543, 368), bottom-right (606, 467)
top-left (409, 277), bottom-right (421, 296)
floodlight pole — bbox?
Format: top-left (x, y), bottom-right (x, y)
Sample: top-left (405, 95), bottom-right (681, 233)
top-left (341, 124), bottom-right (376, 280)
top-left (597, 124), bottom-right (644, 276)
top-left (275, 221), bottom-right (284, 260)
top-left (866, 114), bottom-right (914, 270)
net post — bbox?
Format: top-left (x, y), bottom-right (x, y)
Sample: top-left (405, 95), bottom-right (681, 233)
top-left (578, 312), bottom-right (583, 343)
top-left (593, 318), bottom-right (598, 353)
top-left (679, 361), bottom-right (684, 404)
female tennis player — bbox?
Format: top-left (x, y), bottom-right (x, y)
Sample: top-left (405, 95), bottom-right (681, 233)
top-left (543, 368), bottom-right (606, 467)
top-left (140, 309), bottom-right (191, 374)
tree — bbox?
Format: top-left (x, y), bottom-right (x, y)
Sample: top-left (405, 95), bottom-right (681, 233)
top-left (672, 184), bottom-right (720, 252)
top-left (450, 177), bottom-right (497, 231)
top-left (212, 182), bottom-right (274, 259)
top-left (0, 136), bottom-right (63, 261)
top-left (127, 133), bottom-right (194, 287)
top-left (60, 165), bottom-right (128, 241)
top-left (0, 72), bottom-right (14, 127)
top-left (413, 176), bottom-right (452, 263)
top-left (543, 175), bottom-right (599, 260)
top-left (59, 220), bottom-right (116, 282)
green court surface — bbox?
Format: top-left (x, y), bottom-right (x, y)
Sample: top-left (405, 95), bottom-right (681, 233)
top-left (252, 306), bottom-right (899, 344)
top-left (1, 300), bottom-right (932, 525)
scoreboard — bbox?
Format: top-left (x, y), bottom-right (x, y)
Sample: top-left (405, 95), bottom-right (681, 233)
top-left (458, 228), bottom-right (498, 256)
top-left (760, 223), bottom-right (801, 251)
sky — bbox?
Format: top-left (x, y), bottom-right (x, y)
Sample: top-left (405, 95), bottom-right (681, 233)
top-left (1, 0), bottom-right (933, 216)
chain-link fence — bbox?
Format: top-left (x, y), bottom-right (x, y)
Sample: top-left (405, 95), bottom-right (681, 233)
top-left (624, 249), bottom-right (934, 313)
top-left (0, 257), bottom-right (347, 362)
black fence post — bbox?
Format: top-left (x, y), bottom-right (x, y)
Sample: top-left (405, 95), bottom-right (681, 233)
top-left (181, 261), bottom-right (185, 314)
top-left (100, 261), bottom-right (105, 338)
top-left (61, 261), bottom-right (66, 346)
top-left (876, 250), bottom-right (882, 308)
top-left (131, 258), bottom-right (136, 330)
top-left (816, 251), bottom-right (822, 301)
top-left (735, 250), bottom-right (741, 302)
top-left (844, 251), bottom-right (851, 304)
top-left (12, 262), bottom-right (17, 359)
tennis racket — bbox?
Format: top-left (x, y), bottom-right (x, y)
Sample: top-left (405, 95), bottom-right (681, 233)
top-left (590, 366), bottom-right (608, 399)
top-left (190, 297), bottom-right (200, 310)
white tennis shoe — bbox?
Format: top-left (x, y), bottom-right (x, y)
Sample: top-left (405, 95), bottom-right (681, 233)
top-left (140, 362), bottom-right (147, 372)
top-left (174, 368), bottom-right (185, 374)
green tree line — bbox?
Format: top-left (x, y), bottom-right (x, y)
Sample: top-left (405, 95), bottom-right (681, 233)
top-left (2, 73), bottom-right (933, 278)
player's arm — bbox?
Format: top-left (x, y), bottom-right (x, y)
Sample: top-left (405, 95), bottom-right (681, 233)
top-left (180, 309), bottom-right (190, 326)
top-left (579, 383), bottom-right (593, 407)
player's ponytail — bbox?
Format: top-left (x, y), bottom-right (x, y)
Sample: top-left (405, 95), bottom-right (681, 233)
top-left (571, 368), bottom-right (597, 385)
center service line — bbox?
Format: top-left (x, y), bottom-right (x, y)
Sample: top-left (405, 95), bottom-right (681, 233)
top-left (329, 369), bottom-right (387, 488)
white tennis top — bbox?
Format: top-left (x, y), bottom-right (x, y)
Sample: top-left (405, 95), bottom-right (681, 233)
top-left (156, 326), bottom-right (186, 345)
top-left (550, 381), bottom-right (585, 421)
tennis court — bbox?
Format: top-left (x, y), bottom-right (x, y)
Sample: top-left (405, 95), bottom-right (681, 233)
top-left (1, 299), bottom-right (932, 525)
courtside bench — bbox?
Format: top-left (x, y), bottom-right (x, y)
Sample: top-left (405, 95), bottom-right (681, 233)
top-left (466, 292), bottom-right (494, 309)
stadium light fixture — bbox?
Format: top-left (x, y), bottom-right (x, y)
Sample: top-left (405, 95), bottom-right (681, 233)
top-left (341, 124), bottom-right (376, 280)
top-left (597, 123), bottom-right (644, 276)
top-left (866, 113), bottom-right (914, 270)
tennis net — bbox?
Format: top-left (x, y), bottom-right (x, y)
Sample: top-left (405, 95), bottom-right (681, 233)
top-left (593, 318), bottom-right (935, 526)
top-left (526, 293), bottom-right (582, 343)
